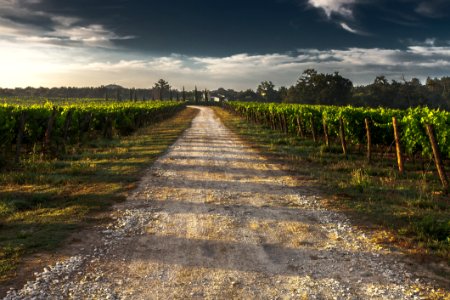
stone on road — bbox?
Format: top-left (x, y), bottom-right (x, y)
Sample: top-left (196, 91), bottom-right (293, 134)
top-left (5, 106), bottom-right (446, 299)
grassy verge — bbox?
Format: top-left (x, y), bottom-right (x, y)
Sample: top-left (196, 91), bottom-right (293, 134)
top-left (213, 107), bottom-right (449, 263)
top-left (0, 107), bottom-right (198, 283)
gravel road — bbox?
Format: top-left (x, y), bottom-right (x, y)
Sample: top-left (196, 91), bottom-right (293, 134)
top-left (4, 106), bottom-right (448, 299)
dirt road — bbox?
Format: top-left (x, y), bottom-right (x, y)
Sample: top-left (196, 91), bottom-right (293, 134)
top-left (5, 107), bottom-right (447, 299)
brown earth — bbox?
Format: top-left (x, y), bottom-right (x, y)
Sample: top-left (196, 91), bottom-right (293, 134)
top-left (4, 106), bottom-right (449, 299)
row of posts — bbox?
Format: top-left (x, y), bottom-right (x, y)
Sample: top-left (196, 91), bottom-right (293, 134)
top-left (240, 107), bottom-right (448, 191)
top-left (392, 117), bottom-right (448, 191)
top-left (296, 115), bottom-right (448, 191)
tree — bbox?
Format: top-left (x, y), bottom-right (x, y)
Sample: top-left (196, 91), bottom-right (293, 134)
top-left (194, 86), bottom-right (199, 103)
top-left (278, 86), bottom-right (288, 102)
top-left (368, 76), bottom-right (395, 107)
top-left (257, 81), bottom-right (279, 102)
top-left (296, 69), bottom-right (319, 103)
top-left (116, 88), bottom-right (121, 101)
top-left (154, 79), bottom-right (170, 100)
top-left (320, 72), bottom-right (353, 105)
top-left (240, 89), bottom-right (258, 102)
top-left (289, 69), bottom-right (353, 105)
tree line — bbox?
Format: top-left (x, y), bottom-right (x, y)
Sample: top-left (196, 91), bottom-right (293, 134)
top-left (251, 69), bottom-right (450, 110)
top-left (1, 71), bottom-right (450, 109)
top-left (0, 80), bottom-right (209, 103)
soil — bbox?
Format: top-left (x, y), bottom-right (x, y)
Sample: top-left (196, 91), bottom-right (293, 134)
top-left (4, 106), bottom-right (449, 299)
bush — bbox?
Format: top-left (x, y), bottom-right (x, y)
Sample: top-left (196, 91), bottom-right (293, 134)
top-left (417, 215), bottom-right (450, 242)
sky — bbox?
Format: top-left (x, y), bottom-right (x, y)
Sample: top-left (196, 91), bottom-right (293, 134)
top-left (0, 0), bottom-right (450, 90)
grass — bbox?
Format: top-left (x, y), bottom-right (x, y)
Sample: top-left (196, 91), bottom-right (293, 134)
top-left (213, 107), bottom-right (450, 263)
top-left (0, 107), bottom-right (198, 283)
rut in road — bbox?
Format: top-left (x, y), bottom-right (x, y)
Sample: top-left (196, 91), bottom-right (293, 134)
top-left (5, 106), bottom-right (446, 299)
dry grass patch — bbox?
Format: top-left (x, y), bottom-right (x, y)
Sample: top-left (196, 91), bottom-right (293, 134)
top-left (213, 107), bottom-right (449, 265)
top-left (0, 107), bottom-right (198, 285)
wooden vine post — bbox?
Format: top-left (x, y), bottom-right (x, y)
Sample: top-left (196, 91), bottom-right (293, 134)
top-left (61, 109), bottom-right (73, 153)
top-left (79, 112), bottom-right (93, 143)
top-left (43, 106), bottom-right (58, 155)
top-left (322, 118), bottom-right (329, 147)
top-left (283, 113), bottom-right (288, 134)
top-left (425, 124), bottom-right (449, 192)
top-left (15, 112), bottom-right (27, 163)
top-left (365, 118), bottom-right (372, 163)
top-left (392, 117), bottom-right (404, 174)
top-left (63, 109), bottom-right (73, 143)
top-left (310, 116), bottom-right (317, 143)
top-left (339, 117), bottom-right (348, 159)
top-left (296, 116), bottom-right (305, 138)
top-left (103, 116), bottom-right (113, 139)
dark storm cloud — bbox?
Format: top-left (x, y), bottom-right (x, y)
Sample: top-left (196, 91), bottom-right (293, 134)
top-left (0, 0), bottom-right (133, 48)
top-left (2, 0), bottom-right (450, 55)
top-left (414, 0), bottom-right (450, 18)
top-left (0, 0), bottom-right (449, 88)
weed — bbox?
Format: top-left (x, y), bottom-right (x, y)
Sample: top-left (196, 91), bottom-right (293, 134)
top-left (416, 216), bottom-right (450, 243)
top-left (0, 107), bottom-right (198, 282)
top-left (350, 168), bottom-right (372, 192)
top-left (214, 107), bottom-right (449, 260)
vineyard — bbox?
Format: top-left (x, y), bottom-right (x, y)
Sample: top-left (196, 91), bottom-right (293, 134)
top-left (0, 100), bottom-right (185, 164)
top-left (225, 101), bottom-right (450, 189)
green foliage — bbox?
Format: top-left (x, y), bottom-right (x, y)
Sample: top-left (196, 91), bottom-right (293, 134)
top-left (350, 168), bottom-right (372, 192)
top-left (286, 69), bottom-right (353, 105)
top-left (215, 106), bottom-right (450, 260)
top-left (0, 100), bottom-right (185, 163)
top-left (416, 215), bottom-right (450, 243)
top-left (225, 101), bottom-right (450, 159)
top-left (257, 81), bottom-right (280, 102)
top-left (0, 107), bottom-right (197, 282)
top-left (153, 79), bottom-right (170, 100)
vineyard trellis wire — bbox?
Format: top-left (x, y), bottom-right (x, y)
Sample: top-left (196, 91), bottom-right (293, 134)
top-left (0, 100), bottom-right (185, 163)
top-left (224, 101), bottom-right (450, 190)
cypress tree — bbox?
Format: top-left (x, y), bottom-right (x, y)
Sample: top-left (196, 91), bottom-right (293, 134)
top-left (194, 86), bottom-right (198, 103)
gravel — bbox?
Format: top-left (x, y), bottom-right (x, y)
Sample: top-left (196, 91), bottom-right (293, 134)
top-left (4, 106), bottom-right (447, 299)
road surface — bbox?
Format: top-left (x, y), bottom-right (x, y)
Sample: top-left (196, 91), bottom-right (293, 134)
top-left (5, 107), bottom-right (446, 299)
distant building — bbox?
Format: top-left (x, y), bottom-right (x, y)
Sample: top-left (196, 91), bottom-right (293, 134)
top-left (210, 94), bottom-right (228, 102)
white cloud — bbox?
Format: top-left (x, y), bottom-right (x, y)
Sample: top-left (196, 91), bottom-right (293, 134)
top-left (1, 1), bottom-right (448, 89)
top-left (51, 16), bottom-right (79, 27)
top-left (0, 0), bottom-right (133, 48)
top-left (340, 22), bottom-right (360, 34)
top-left (1, 33), bottom-right (450, 89)
top-left (407, 46), bottom-right (450, 57)
top-left (308, 0), bottom-right (356, 18)
top-left (192, 53), bottom-right (297, 77)
top-left (307, 0), bottom-right (365, 35)
top-left (0, 17), bottom-right (33, 36)
top-left (424, 38), bottom-right (436, 46)
top-left (49, 24), bottom-right (134, 47)
top-left (82, 56), bottom-right (192, 73)
top-left (335, 48), bottom-right (407, 65)
top-left (415, 1), bottom-right (449, 18)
